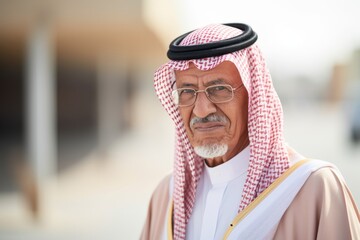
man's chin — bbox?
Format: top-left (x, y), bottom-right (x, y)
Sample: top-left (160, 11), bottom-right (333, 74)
top-left (194, 144), bottom-right (228, 159)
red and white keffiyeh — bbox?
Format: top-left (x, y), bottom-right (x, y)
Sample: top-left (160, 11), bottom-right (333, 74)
top-left (154, 24), bottom-right (289, 240)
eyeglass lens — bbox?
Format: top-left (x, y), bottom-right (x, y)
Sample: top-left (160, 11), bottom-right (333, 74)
top-left (174, 85), bottom-right (234, 106)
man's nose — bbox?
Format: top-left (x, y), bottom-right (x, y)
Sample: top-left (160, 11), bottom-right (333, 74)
top-left (193, 92), bottom-right (217, 118)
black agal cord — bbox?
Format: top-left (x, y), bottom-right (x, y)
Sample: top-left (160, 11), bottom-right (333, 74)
top-left (167, 23), bottom-right (258, 61)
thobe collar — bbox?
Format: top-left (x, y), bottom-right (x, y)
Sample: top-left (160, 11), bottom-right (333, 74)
top-left (205, 145), bottom-right (250, 186)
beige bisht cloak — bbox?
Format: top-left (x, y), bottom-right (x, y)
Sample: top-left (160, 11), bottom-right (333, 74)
top-left (140, 163), bottom-right (360, 240)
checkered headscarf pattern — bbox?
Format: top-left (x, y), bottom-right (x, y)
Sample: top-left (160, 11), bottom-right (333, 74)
top-left (154, 24), bottom-right (289, 239)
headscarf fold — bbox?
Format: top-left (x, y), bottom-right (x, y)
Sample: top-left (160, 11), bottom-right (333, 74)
top-left (154, 24), bottom-right (289, 240)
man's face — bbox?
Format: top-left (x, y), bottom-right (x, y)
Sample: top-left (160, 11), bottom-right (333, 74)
top-left (175, 61), bottom-right (249, 166)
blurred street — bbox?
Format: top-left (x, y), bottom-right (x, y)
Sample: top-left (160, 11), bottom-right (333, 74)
top-left (0, 99), bottom-right (359, 240)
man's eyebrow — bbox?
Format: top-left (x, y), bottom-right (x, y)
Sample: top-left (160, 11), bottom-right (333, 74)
top-left (179, 82), bottom-right (197, 88)
top-left (205, 79), bottom-right (225, 86)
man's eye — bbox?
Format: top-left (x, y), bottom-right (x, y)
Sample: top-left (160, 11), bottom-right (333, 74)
top-left (213, 86), bottom-right (226, 91)
top-left (180, 89), bottom-right (195, 95)
top-left (208, 86), bottom-right (226, 94)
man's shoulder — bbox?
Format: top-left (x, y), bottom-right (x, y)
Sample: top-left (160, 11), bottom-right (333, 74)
top-left (304, 160), bottom-right (344, 190)
top-left (284, 159), bottom-right (347, 201)
top-left (276, 161), bottom-right (360, 239)
top-left (296, 160), bottom-right (351, 203)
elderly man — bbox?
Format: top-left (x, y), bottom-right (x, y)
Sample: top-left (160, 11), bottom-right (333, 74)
top-left (140, 23), bottom-right (360, 240)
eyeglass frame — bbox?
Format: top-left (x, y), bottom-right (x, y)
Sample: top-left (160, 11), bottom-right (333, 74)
top-left (171, 83), bottom-right (244, 107)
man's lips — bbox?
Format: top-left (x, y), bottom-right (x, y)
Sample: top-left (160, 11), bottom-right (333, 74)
top-left (191, 122), bottom-right (225, 132)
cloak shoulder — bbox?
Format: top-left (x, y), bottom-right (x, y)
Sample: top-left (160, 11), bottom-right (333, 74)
top-left (274, 167), bottom-right (360, 239)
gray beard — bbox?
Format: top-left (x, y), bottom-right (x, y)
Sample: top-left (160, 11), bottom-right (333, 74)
top-left (194, 144), bottom-right (228, 159)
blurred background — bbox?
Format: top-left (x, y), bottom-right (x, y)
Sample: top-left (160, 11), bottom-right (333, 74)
top-left (0, 0), bottom-right (360, 239)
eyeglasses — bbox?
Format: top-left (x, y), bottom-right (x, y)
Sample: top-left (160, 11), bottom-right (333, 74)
top-left (172, 84), bottom-right (243, 107)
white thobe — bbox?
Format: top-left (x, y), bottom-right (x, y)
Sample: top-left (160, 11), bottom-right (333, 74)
top-left (186, 146), bottom-right (250, 240)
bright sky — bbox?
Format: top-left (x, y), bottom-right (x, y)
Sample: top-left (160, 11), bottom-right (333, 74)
top-left (171, 0), bottom-right (360, 82)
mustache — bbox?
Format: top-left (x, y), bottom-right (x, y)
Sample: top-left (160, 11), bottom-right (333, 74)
top-left (190, 114), bottom-right (228, 128)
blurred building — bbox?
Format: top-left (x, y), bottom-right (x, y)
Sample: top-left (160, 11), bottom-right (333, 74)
top-left (343, 48), bottom-right (360, 144)
top-left (0, 0), bottom-right (170, 217)
top-left (328, 63), bottom-right (347, 104)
